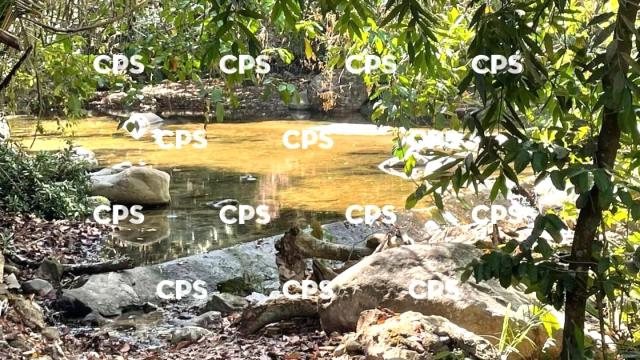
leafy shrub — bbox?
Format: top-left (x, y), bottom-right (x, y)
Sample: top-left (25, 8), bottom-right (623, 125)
top-left (0, 142), bottom-right (91, 219)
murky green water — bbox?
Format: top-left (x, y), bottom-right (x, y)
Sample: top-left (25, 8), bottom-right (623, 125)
top-left (10, 116), bottom-right (420, 265)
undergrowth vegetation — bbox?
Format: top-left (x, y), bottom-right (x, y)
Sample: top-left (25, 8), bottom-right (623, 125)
top-left (0, 141), bottom-right (90, 219)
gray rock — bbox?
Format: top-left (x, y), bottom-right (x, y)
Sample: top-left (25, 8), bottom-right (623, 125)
top-left (69, 147), bottom-right (98, 167)
top-left (36, 259), bottom-right (64, 284)
top-left (203, 293), bottom-right (248, 315)
top-left (319, 243), bottom-right (560, 358)
top-left (336, 310), bottom-right (497, 359)
top-left (308, 71), bottom-right (368, 113)
top-left (186, 311), bottom-right (222, 329)
top-left (60, 236), bottom-right (279, 316)
top-left (5, 273), bottom-right (20, 290)
top-left (170, 326), bottom-right (210, 345)
top-left (41, 327), bottom-right (60, 341)
top-left (90, 166), bottom-right (171, 205)
top-left (56, 221), bottom-right (399, 318)
top-left (82, 311), bottom-right (110, 326)
top-left (0, 253), bottom-right (4, 280)
top-left (22, 279), bottom-right (53, 296)
top-left (287, 87), bottom-right (311, 110)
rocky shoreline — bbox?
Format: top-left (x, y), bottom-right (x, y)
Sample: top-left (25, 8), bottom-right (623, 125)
top-left (88, 72), bottom-right (373, 121)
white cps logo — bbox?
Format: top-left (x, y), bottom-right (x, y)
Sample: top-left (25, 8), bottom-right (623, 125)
top-left (471, 205), bottom-right (525, 225)
top-left (93, 54), bottom-right (144, 75)
top-left (345, 205), bottom-right (396, 225)
top-left (152, 129), bottom-right (207, 149)
top-left (220, 54), bottom-right (270, 74)
top-left (282, 130), bottom-right (333, 150)
top-left (220, 205), bottom-right (271, 225)
top-left (93, 205), bottom-right (144, 225)
top-left (156, 280), bottom-right (208, 300)
top-left (471, 54), bottom-right (523, 74)
top-left (282, 280), bottom-right (333, 300)
top-left (346, 55), bottom-right (397, 74)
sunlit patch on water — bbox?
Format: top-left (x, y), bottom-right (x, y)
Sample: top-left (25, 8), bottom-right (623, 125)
top-left (10, 117), bottom-right (421, 265)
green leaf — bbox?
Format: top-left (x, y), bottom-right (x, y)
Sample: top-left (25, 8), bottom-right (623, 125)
top-left (404, 155), bottom-right (416, 176)
top-left (490, 175), bottom-right (502, 201)
top-left (460, 268), bottom-right (473, 282)
top-left (588, 12), bottom-right (615, 27)
top-left (593, 169), bottom-right (611, 192)
top-left (531, 151), bottom-right (548, 173)
top-left (535, 238), bottom-right (554, 258)
top-left (514, 150), bottom-right (530, 173)
top-left (434, 192), bottom-right (444, 209)
top-left (503, 239), bottom-right (519, 253)
top-left (406, 184), bottom-right (427, 209)
top-left (238, 8), bottom-right (265, 19)
top-left (550, 170), bottom-right (566, 190)
top-left (571, 171), bottom-right (594, 194)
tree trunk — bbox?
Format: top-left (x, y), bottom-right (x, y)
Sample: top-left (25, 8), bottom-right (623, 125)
top-left (561, 0), bottom-right (639, 357)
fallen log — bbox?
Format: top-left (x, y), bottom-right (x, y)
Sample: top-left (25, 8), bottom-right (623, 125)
top-left (62, 258), bottom-right (134, 275)
top-left (2, 250), bottom-right (133, 275)
top-left (286, 227), bottom-right (373, 261)
top-left (238, 296), bottom-right (319, 334)
top-left (275, 227), bottom-right (307, 284)
top-left (312, 259), bottom-right (337, 281)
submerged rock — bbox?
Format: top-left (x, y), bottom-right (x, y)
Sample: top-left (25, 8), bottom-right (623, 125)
top-left (206, 198), bottom-right (239, 209)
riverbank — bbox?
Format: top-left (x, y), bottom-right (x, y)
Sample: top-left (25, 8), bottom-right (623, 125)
top-left (87, 73), bottom-right (373, 121)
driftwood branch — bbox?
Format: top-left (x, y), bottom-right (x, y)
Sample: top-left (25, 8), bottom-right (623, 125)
top-left (62, 258), bottom-right (133, 275)
top-left (292, 229), bottom-right (373, 261)
top-left (3, 250), bottom-right (133, 275)
top-left (238, 297), bottom-right (318, 334)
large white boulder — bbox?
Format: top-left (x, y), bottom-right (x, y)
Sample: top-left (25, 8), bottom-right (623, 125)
top-left (319, 243), bottom-right (560, 358)
top-left (90, 166), bottom-right (170, 205)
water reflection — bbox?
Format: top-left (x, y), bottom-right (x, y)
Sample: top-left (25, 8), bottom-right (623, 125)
top-left (10, 117), bottom-right (419, 265)
top-left (106, 167), bottom-right (342, 265)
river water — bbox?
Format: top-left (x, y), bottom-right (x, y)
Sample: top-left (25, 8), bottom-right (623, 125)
top-left (10, 116), bottom-right (420, 265)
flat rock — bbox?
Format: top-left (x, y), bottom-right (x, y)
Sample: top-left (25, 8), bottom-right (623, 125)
top-left (22, 279), bottom-right (53, 296)
top-left (59, 236), bottom-right (280, 317)
top-left (203, 293), bottom-right (248, 315)
top-left (171, 326), bottom-right (210, 345)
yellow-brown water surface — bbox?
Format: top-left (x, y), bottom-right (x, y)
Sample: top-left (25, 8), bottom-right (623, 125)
top-left (10, 116), bottom-right (419, 264)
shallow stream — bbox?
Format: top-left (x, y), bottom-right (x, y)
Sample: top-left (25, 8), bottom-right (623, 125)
top-left (10, 116), bottom-right (420, 265)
